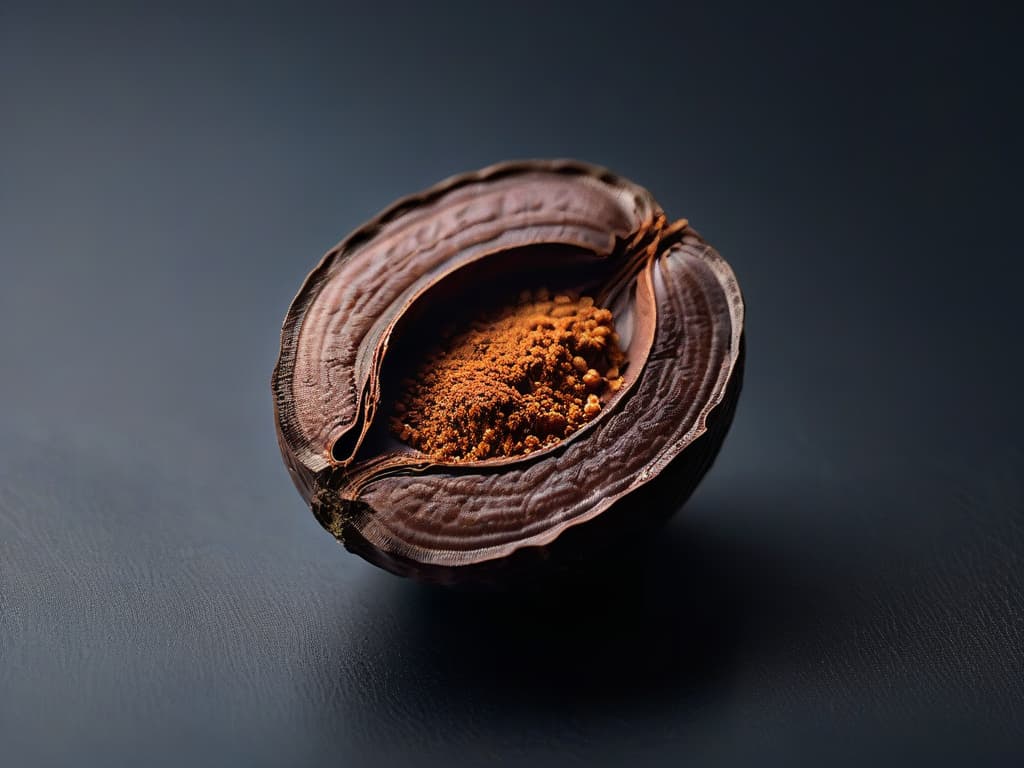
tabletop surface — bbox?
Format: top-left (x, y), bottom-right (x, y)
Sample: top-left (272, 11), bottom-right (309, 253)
top-left (2, 2), bottom-right (1022, 765)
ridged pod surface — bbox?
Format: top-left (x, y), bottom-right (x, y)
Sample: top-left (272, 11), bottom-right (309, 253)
top-left (272, 160), bottom-right (744, 585)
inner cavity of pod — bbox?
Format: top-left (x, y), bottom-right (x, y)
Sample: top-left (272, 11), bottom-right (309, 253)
top-left (341, 243), bottom-right (649, 464)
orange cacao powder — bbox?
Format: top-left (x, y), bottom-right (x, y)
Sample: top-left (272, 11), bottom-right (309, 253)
top-left (392, 289), bottom-right (626, 462)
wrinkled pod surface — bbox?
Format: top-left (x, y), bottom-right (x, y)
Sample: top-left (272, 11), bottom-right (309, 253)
top-left (272, 160), bottom-right (744, 586)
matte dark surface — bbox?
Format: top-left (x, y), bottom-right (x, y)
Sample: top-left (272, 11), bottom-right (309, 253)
top-left (2, 2), bottom-right (1022, 765)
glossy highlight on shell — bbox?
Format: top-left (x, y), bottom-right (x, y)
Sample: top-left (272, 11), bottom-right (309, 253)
top-left (272, 160), bottom-right (745, 585)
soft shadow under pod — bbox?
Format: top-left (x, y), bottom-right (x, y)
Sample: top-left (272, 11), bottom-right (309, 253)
top-left (272, 159), bottom-right (744, 586)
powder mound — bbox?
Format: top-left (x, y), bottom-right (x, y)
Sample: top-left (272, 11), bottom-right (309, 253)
top-left (391, 289), bottom-right (627, 462)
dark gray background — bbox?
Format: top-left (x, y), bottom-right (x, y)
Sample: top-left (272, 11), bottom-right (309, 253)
top-left (2, 1), bottom-right (1022, 765)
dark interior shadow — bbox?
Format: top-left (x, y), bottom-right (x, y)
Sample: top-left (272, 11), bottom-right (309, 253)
top-left (317, 502), bottom-right (845, 731)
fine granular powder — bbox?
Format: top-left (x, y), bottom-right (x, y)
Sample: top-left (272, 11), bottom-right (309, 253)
top-left (392, 289), bottom-right (627, 462)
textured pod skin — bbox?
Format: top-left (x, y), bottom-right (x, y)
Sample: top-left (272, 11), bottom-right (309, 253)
top-left (272, 160), bottom-right (744, 585)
